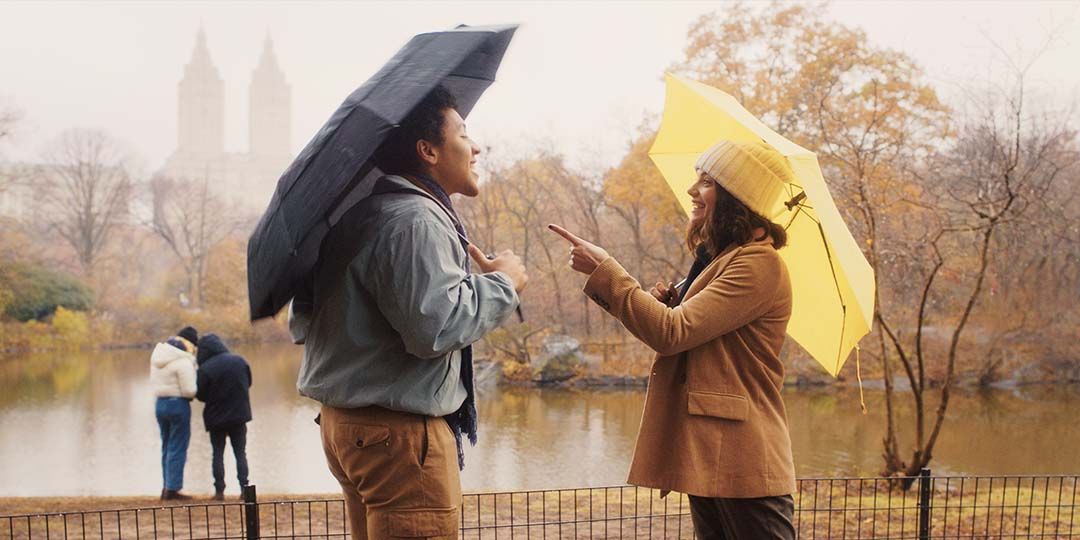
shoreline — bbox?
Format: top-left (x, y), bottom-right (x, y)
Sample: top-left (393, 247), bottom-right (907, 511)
top-left (0, 493), bottom-right (343, 516)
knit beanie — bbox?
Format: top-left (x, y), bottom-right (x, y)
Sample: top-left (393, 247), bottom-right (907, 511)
top-left (177, 326), bottom-right (198, 345)
top-left (694, 140), bottom-right (794, 218)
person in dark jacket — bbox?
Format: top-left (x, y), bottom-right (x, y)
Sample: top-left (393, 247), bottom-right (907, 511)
top-left (195, 333), bottom-right (252, 500)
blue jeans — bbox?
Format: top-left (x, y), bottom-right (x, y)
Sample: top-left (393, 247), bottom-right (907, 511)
top-left (156, 397), bottom-right (191, 491)
top-left (210, 423), bottom-right (249, 493)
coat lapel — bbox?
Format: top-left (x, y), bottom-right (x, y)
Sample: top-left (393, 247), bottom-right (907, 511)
top-left (681, 239), bottom-right (773, 302)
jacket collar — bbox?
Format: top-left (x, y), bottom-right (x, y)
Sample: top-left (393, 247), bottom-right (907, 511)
top-left (683, 237), bottom-right (776, 301)
top-left (373, 174), bottom-right (427, 197)
top-left (374, 174), bottom-right (467, 242)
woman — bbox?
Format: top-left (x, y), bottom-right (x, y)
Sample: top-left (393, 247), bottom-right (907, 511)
top-left (549, 140), bottom-right (796, 539)
top-left (149, 326), bottom-right (199, 500)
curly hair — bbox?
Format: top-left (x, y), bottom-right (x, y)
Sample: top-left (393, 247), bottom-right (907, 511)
top-left (372, 85), bottom-right (459, 175)
top-left (685, 180), bottom-right (788, 256)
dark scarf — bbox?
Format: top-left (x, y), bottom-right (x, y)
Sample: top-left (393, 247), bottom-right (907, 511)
top-left (410, 173), bottom-right (478, 471)
top-left (678, 244), bottom-right (715, 304)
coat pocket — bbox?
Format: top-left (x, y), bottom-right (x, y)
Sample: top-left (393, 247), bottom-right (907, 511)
top-left (687, 391), bottom-right (749, 421)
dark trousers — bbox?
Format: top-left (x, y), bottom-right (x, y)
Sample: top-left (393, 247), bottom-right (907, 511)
top-left (689, 494), bottom-right (795, 540)
top-left (209, 423), bottom-right (249, 493)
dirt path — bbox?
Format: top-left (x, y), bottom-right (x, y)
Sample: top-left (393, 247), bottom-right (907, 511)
top-left (0, 493), bottom-right (338, 516)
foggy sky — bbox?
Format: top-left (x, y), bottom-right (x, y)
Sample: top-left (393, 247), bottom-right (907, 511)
top-left (1, 1), bottom-right (1078, 175)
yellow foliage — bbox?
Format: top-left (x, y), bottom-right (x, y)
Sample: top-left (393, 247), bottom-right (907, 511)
top-left (51, 307), bottom-right (90, 351)
top-left (202, 237), bottom-right (248, 308)
top-left (0, 286), bottom-right (11, 315)
top-left (500, 360), bottom-right (535, 383)
top-left (603, 132), bottom-right (684, 228)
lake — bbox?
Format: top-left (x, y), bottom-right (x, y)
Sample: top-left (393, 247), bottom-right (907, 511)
top-left (1, 343), bottom-right (1077, 496)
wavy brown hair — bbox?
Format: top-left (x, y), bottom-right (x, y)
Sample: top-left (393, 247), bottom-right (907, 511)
top-left (685, 180), bottom-right (788, 257)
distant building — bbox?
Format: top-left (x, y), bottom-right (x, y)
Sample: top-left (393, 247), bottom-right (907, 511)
top-left (0, 163), bottom-right (46, 221)
top-left (156, 27), bottom-right (293, 212)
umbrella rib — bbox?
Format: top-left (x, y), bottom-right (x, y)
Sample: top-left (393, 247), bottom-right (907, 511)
top-left (446, 73), bottom-right (498, 82)
top-left (781, 202), bottom-right (820, 230)
top-left (816, 220), bottom-right (849, 373)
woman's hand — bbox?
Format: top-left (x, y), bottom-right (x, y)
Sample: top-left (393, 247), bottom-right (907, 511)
top-left (649, 281), bottom-right (680, 307)
top-left (547, 224), bottom-right (610, 275)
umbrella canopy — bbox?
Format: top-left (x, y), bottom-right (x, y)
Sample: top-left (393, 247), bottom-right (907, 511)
top-left (649, 74), bottom-right (875, 376)
top-left (247, 24), bottom-right (517, 320)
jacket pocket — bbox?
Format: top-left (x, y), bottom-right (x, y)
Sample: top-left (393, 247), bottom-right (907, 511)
top-left (687, 391), bottom-right (749, 421)
top-left (338, 423), bottom-right (391, 451)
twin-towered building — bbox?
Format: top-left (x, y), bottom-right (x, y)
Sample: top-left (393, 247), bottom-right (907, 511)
top-left (157, 27), bottom-right (293, 211)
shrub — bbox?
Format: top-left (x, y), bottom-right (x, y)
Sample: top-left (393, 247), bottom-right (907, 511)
top-left (51, 306), bottom-right (91, 350)
top-left (0, 262), bottom-right (93, 321)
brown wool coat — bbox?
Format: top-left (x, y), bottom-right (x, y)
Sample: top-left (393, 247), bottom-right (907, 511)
top-left (583, 239), bottom-right (795, 498)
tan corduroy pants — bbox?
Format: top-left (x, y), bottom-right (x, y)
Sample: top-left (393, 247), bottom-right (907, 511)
top-left (320, 405), bottom-right (461, 540)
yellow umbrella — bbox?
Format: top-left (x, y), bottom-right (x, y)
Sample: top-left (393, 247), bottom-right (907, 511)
top-left (649, 73), bottom-right (875, 376)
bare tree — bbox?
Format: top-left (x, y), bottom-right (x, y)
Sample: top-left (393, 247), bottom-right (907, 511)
top-left (876, 60), bottom-right (1079, 486)
top-left (39, 129), bottom-right (132, 275)
top-left (149, 175), bottom-right (238, 308)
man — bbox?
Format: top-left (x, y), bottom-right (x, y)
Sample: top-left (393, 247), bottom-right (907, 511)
top-left (294, 85), bottom-right (526, 540)
top-left (195, 333), bottom-right (253, 501)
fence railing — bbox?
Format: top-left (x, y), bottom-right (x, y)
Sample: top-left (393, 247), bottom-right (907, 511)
top-left (2, 471), bottom-right (1077, 539)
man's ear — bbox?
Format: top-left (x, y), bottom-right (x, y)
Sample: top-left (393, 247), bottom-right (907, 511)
top-left (416, 139), bottom-right (438, 167)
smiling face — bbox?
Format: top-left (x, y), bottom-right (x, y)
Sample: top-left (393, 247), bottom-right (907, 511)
top-left (687, 171), bottom-right (719, 229)
top-left (425, 108), bottom-right (482, 197)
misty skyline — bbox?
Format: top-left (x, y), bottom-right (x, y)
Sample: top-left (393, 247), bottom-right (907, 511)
top-left (2, 1), bottom-right (1079, 176)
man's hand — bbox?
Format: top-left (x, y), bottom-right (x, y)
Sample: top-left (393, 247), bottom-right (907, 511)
top-left (649, 281), bottom-right (679, 307)
top-left (468, 245), bottom-right (529, 293)
top-left (547, 224), bottom-right (610, 275)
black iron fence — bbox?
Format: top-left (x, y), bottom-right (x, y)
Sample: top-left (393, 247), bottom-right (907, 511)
top-left (2, 471), bottom-right (1077, 539)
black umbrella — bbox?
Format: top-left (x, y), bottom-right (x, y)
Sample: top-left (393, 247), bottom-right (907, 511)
top-left (247, 24), bottom-right (518, 320)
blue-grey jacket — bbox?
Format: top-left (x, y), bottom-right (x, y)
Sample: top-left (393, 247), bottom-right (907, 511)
top-left (294, 175), bottom-right (519, 416)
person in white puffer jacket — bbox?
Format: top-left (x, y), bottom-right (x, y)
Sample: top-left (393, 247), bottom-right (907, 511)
top-left (150, 326), bottom-right (199, 501)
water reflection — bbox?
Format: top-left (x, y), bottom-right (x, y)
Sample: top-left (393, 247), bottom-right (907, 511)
top-left (0, 344), bottom-right (1077, 496)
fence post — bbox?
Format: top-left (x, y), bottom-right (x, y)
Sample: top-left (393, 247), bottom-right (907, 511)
top-left (244, 485), bottom-right (260, 540)
top-left (918, 468), bottom-right (932, 540)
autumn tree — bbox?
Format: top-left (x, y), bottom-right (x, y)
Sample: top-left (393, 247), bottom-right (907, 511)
top-left (39, 129), bottom-right (133, 276)
top-left (201, 236), bottom-right (247, 307)
top-left (670, 2), bottom-right (991, 484)
top-left (602, 130), bottom-right (690, 284)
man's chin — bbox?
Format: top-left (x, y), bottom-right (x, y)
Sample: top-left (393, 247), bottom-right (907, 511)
top-left (461, 178), bottom-right (480, 197)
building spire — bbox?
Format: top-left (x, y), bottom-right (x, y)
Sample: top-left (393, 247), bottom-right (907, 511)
top-left (256, 31), bottom-right (280, 73)
top-left (249, 31), bottom-right (291, 157)
top-left (185, 24), bottom-right (220, 80)
top-left (176, 25), bottom-right (225, 156)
